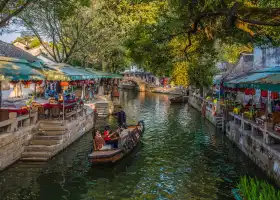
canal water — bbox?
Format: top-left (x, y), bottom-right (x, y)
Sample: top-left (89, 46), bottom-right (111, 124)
top-left (0, 91), bottom-right (269, 200)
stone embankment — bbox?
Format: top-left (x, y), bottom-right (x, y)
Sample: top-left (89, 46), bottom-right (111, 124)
top-left (0, 106), bottom-right (95, 171)
top-left (188, 93), bottom-right (280, 186)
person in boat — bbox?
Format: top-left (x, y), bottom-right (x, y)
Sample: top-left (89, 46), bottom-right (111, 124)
top-left (94, 130), bottom-right (105, 150)
top-left (114, 107), bottom-right (127, 128)
top-left (104, 126), bottom-right (120, 148)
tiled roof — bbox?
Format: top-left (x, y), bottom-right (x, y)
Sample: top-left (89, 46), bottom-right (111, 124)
top-left (0, 40), bottom-right (38, 62)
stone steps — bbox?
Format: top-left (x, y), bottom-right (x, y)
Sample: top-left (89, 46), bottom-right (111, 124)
top-left (29, 139), bottom-right (61, 146)
top-left (39, 120), bottom-right (64, 126)
top-left (95, 103), bottom-right (109, 117)
top-left (33, 135), bottom-right (62, 140)
top-left (20, 157), bottom-right (49, 162)
top-left (38, 125), bottom-right (67, 131)
top-left (21, 151), bottom-right (51, 158)
top-left (24, 145), bottom-right (58, 152)
top-left (37, 130), bottom-right (66, 136)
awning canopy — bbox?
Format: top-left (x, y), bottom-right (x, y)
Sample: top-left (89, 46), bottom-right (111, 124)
top-left (251, 74), bottom-right (280, 92)
top-left (224, 72), bottom-right (273, 88)
top-left (85, 68), bottom-right (123, 79)
top-left (44, 64), bottom-right (97, 81)
top-left (0, 56), bottom-right (45, 81)
top-left (224, 67), bottom-right (280, 91)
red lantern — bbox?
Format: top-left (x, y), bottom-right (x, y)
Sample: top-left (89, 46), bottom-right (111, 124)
top-left (70, 81), bottom-right (77, 86)
top-left (271, 92), bottom-right (279, 99)
top-left (60, 81), bottom-right (69, 87)
top-left (261, 90), bottom-right (268, 97)
top-left (22, 80), bottom-right (31, 85)
top-left (245, 88), bottom-right (255, 95)
top-left (34, 80), bottom-right (43, 85)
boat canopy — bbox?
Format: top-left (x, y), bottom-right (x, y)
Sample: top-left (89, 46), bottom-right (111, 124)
top-left (0, 56), bottom-right (45, 81)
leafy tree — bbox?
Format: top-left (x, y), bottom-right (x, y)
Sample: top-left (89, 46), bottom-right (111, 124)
top-left (20, 0), bottom-right (92, 63)
top-left (123, 0), bottom-right (280, 86)
top-left (0, 0), bottom-right (33, 28)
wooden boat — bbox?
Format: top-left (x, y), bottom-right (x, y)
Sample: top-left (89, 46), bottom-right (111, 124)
top-left (88, 121), bottom-right (145, 164)
top-left (170, 96), bottom-right (189, 103)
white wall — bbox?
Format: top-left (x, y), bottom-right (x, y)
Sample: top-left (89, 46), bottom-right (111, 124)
top-left (2, 82), bottom-right (35, 100)
top-left (254, 47), bottom-right (280, 68)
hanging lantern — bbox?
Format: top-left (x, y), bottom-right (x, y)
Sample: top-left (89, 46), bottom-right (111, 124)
top-left (60, 81), bottom-right (69, 87)
top-left (70, 81), bottom-right (77, 86)
top-left (22, 80), bottom-right (31, 88)
top-left (271, 91), bottom-right (279, 99)
top-left (245, 88), bottom-right (255, 95)
top-left (261, 90), bottom-right (268, 97)
top-left (22, 80), bottom-right (31, 85)
top-left (34, 80), bottom-right (43, 85)
top-left (10, 80), bottom-right (18, 85)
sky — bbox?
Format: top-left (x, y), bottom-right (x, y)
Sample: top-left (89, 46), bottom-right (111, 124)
top-left (0, 23), bottom-right (25, 43)
top-left (0, 32), bottom-right (20, 43)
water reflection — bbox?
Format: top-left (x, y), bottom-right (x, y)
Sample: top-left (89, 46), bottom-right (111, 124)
top-left (0, 91), bottom-right (270, 200)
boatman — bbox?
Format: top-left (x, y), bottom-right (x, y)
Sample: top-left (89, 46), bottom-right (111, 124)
top-left (115, 107), bottom-right (127, 128)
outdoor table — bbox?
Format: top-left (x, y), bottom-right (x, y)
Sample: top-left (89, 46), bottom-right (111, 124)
top-left (0, 108), bottom-right (29, 116)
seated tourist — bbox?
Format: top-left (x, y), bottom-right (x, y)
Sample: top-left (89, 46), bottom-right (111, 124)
top-left (103, 126), bottom-right (120, 148)
top-left (94, 130), bottom-right (105, 150)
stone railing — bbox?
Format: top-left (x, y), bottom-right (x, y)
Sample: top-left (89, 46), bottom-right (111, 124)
top-left (228, 112), bottom-right (280, 146)
top-left (0, 111), bottom-right (38, 134)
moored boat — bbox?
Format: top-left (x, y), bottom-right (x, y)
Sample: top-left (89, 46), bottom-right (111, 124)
top-left (170, 96), bottom-right (188, 103)
top-left (88, 121), bottom-right (145, 164)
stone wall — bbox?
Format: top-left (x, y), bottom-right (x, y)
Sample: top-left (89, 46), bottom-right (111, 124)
top-left (188, 95), bottom-right (217, 125)
top-left (43, 109), bottom-right (95, 157)
top-left (226, 115), bottom-right (280, 185)
top-left (0, 124), bottom-right (38, 170)
top-left (188, 94), bottom-right (280, 185)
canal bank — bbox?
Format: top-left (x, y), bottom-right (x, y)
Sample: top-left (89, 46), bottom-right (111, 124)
top-left (188, 92), bottom-right (280, 187)
top-left (0, 91), bottom-right (270, 200)
top-left (0, 105), bottom-right (95, 170)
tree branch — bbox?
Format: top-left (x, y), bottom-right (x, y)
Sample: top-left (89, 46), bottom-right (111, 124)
top-left (0, 0), bottom-right (33, 27)
top-left (0, 0), bottom-right (10, 13)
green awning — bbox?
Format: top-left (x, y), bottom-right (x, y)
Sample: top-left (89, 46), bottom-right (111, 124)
top-left (44, 64), bottom-right (97, 81)
top-left (29, 60), bottom-right (45, 70)
top-left (224, 72), bottom-right (274, 88)
top-left (85, 68), bottom-right (123, 79)
top-left (0, 56), bottom-right (45, 80)
top-left (224, 67), bottom-right (280, 92)
top-left (251, 74), bottom-right (280, 92)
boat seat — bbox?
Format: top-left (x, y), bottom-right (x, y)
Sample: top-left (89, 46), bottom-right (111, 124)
top-left (100, 144), bottom-right (112, 150)
top-left (89, 149), bottom-right (122, 159)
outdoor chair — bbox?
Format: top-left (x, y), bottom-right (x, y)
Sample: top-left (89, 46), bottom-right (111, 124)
top-left (272, 112), bottom-right (280, 129)
top-left (38, 106), bottom-right (47, 119)
top-left (50, 106), bottom-right (61, 120)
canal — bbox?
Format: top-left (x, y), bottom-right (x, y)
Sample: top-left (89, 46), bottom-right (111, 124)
top-left (0, 91), bottom-right (269, 200)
